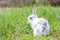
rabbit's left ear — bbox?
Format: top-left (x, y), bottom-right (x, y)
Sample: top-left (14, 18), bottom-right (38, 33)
top-left (32, 7), bottom-right (36, 15)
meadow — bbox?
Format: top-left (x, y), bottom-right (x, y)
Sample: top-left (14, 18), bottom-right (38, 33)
top-left (0, 6), bottom-right (60, 40)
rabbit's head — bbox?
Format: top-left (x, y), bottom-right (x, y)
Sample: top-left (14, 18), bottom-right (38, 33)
top-left (28, 7), bottom-right (38, 24)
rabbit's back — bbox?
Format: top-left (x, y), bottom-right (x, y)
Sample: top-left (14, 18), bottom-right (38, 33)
top-left (33, 18), bottom-right (50, 36)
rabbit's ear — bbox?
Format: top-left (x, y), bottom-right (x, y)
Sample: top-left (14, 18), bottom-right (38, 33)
top-left (32, 7), bottom-right (36, 15)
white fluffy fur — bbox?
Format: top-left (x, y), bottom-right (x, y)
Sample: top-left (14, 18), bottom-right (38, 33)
top-left (28, 7), bottom-right (50, 37)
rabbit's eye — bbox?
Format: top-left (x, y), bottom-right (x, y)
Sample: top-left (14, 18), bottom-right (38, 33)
top-left (30, 17), bottom-right (32, 19)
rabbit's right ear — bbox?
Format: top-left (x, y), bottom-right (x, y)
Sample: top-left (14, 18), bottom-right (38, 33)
top-left (32, 7), bottom-right (36, 15)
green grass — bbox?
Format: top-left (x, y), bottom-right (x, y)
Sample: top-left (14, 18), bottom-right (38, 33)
top-left (0, 6), bottom-right (60, 40)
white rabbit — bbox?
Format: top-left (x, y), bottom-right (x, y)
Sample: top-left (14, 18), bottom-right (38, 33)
top-left (28, 7), bottom-right (50, 37)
